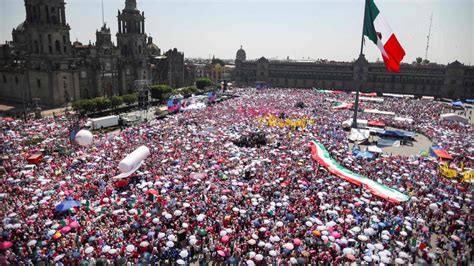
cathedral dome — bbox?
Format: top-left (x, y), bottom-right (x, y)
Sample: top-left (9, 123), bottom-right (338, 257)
top-left (146, 36), bottom-right (160, 56)
top-left (236, 45), bottom-right (246, 61)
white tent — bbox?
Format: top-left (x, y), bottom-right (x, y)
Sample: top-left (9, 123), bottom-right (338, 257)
top-left (360, 97), bottom-right (384, 103)
top-left (394, 117), bottom-right (414, 123)
top-left (342, 119), bottom-right (368, 129)
top-left (348, 128), bottom-right (370, 142)
top-left (440, 113), bottom-right (468, 124)
top-left (368, 145), bottom-right (383, 153)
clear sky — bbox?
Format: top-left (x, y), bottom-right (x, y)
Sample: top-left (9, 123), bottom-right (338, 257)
top-left (1, 0), bottom-right (472, 64)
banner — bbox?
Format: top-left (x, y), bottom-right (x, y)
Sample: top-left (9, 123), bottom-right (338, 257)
top-left (167, 99), bottom-right (182, 112)
top-left (309, 141), bottom-right (410, 204)
top-left (438, 163), bottom-right (457, 179)
top-left (208, 91), bottom-right (217, 102)
top-left (258, 115), bottom-right (314, 129)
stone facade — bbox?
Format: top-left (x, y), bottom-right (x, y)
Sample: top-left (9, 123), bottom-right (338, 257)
top-left (234, 48), bottom-right (474, 99)
top-left (0, 0), bottom-right (192, 107)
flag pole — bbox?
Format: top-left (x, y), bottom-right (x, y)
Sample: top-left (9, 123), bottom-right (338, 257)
top-left (352, 0), bottom-right (368, 129)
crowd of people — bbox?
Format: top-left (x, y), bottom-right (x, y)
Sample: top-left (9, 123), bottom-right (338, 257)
top-left (0, 88), bottom-right (472, 265)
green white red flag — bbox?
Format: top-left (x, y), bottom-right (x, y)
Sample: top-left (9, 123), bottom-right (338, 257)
top-left (363, 0), bottom-right (405, 73)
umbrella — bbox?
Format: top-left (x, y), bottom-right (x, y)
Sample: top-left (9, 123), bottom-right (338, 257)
top-left (102, 246), bottom-right (111, 253)
top-left (451, 235), bottom-right (461, 242)
top-left (140, 241), bottom-right (150, 247)
top-left (60, 226), bottom-right (71, 233)
top-left (177, 259), bottom-right (185, 265)
top-left (69, 221), bottom-right (80, 228)
top-left (179, 250), bottom-right (189, 258)
top-left (55, 200), bottom-right (81, 212)
top-left (85, 247), bottom-right (94, 254)
top-left (166, 241), bottom-right (174, 247)
top-left (27, 240), bottom-right (37, 247)
top-left (357, 235), bottom-right (368, 241)
top-left (247, 260), bottom-right (256, 266)
top-left (126, 244), bottom-right (135, 252)
top-left (221, 235), bottom-right (230, 243)
top-left (395, 258), bottom-right (405, 264)
top-left (217, 250), bottom-right (226, 257)
top-left (0, 242), bottom-right (13, 250)
top-left (54, 254), bottom-right (65, 262)
top-left (255, 254), bottom-right (263, 261)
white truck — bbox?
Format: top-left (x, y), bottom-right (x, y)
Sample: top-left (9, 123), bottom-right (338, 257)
top-left (85, 115), bottom-right (119, 130)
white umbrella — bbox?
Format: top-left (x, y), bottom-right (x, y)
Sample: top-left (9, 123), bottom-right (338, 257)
top-left (364, 256), bottom-right (372, 262)
top-left (27, 240), bottom-right (37, 247)
top-left (102, 245), bottom-right (111, 253)
top-left (140, 241), bottom-right (149, 247)
top-left (358, 235), bottom-right (368, 241)
top-left (269, 250), bottom-right (278, 256)
top-left (374, 243), bottom-right (384, 250)
top-left (255, 254), bottom-right (264, 261)
top-left (284, 243), bottom-right (294, 250)
top-left (395, 258), bottom-right (405, 264)
top-left (177, 259), bottom-right (185, 265)
top-left (108, 249), bottom-right (117, 254)
top-left (126, 244), bottom-right (135, 252)
top-left (246, 260), bottom-right (256, 266)
top-left (399, 251), bottom-right (409, 258)
top-left (166, 241), bottom-right (174, 247)
top-left (54, 254), bottom-right (65, 262)
top-left (85, 246), bottom-right (94, 254)
top-left (179, 250), bottom-right (189, 258)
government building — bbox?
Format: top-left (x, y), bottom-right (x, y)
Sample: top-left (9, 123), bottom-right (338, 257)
top-left (234, 47), bottom-right (473, 99)
top-left (0, 0), bottom-right (193, 107)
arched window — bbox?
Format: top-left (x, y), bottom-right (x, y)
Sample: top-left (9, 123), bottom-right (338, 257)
top-left (138, 45), bottom-right (142, 54)
top-left (55, 40), bottom-right (61, 53)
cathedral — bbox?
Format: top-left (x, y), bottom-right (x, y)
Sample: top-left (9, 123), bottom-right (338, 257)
top-left (0, 0), bottom-right (192, 107)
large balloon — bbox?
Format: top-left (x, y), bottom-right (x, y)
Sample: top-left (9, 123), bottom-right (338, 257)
top-left (114, 146), bottom-right (150, 179)
top-left (75, 130), bottom-right (93, 147)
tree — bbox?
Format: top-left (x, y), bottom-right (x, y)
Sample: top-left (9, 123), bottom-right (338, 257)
top-left (150, 84), bottom-right (173, 101)
top-left (93, 97), bottom-right (111, 111)
top-left (110, 96), bottom-right (123, 109)
top-left (82, 99), bottom-right (96, 113)
top-left (416, 57), bottom-right (423, 64)
top-left (195, 78), bottom-right (213, 91)
top-left (422, 59), bottom-right (430, 64)
top-left (122, 93), bottom-right (138, 105)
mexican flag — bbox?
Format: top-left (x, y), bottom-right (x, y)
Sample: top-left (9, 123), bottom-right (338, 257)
top-left (363, 0), bottom-right (405, 73)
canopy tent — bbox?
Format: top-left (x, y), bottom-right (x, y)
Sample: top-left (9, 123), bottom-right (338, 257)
top-left (352, 92), bottom-right (377, 97)
top-left (309, 141), bottom-right (409, 204)
top-left (359, 97), bottom-right (384, 103)
top-left (55, 200), bottom-right (81, 212)
top-left (452, 101), bottom-right (464, 108)
top-left (377, 138), bottom-right (401, 148)
top-left (394, 117), bottom-right (414, 123)
top-left (440, 113), bottom-right (468, 124)
top-left (355, 151), bottom-right (375, 160)
top-left (348, 128), bottom-right (370, 143)
top-left (368, 145), bottom-right (382, 153)
top-left (430, 146), bottom-right (454, 160)
top-left (466, 99), bottom-right (474, 104)
top-left (364, 109), bottom-right (396, 116)
top-left (342, 119), bottom-right (368, 129)
top-left (382, 93), bottom-right (414, 98)
top-left (379, 130), bottom-right (415, 140)
top-left (367, 120), bottom-right (386, 127)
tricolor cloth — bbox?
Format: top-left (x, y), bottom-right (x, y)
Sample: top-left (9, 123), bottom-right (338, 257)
top-left (309, 141), bottom-right (410, 204)
top-left (363, 0), bottom-right (405, 73)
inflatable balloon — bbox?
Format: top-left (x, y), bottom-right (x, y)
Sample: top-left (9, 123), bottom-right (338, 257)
top-left (75, 130), bottom-right (93, 147)
top-left (114, 146), bottom-right (150, 179)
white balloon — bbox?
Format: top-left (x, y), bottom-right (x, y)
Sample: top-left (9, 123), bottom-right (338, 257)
top-left (118, 146), bottom-right (150, 173)
top-left (75, 130), bottom-right (93, 147)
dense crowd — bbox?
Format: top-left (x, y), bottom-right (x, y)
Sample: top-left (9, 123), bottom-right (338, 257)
top-left (0, 88), bottom-right (472, 265)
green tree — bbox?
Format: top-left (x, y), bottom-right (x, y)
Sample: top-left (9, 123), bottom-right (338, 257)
top-left (72, 100), bottom-right (86, 112)
top-left (122, 93), bottom-right (138, 105)
top-left (82, 99), bottom-right (96, 113)
top-left (416, 57), bottom-right (423, 64)
top-left (110, 96), bottom-right (124, 109)
top-left (195, 78), bottom-right (213, 91)
top-left (93, 97), bottom-right (111, 111)
top-left (150, 84), bottom-right (173, 101)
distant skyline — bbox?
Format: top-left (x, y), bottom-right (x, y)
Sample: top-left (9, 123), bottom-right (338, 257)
top-left (1, 0), bottom-right (472, 65)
